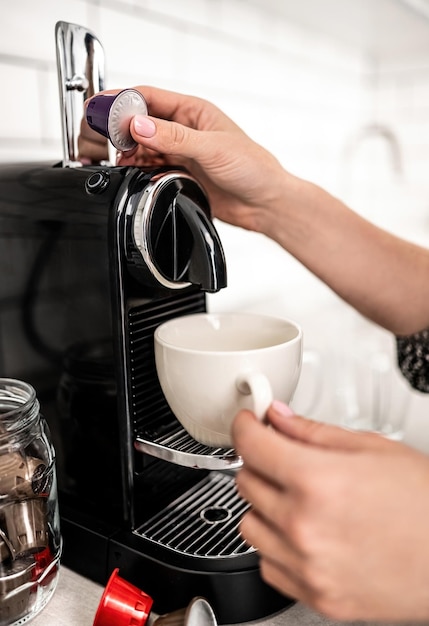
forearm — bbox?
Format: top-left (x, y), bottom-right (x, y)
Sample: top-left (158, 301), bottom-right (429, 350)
top-left (263, 173), bottom-right (429, 335)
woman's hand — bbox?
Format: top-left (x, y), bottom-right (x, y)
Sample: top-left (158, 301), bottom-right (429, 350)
top-left (99, 86), bottom-right (291, 234)
top-left (88, 86), bottom-right (429, 335)
top-left (233, 403), bottom-right (429, 622)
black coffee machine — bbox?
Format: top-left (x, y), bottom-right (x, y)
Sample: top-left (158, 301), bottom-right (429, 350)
top-left (0, 22), bottom-right (292, 623)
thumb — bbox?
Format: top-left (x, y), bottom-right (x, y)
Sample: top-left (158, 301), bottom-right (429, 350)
top-left (267, 400), bottom-right (393, 452)
top-left (130, 114), bottom-right (208, 160)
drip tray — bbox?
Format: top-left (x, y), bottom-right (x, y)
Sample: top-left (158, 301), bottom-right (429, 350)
top-left (135, 421), bottom-right (242, 470)
top-left (134, 472), bottom-right (254, 559)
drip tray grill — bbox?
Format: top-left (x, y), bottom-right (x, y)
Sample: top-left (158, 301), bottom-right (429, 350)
top-left (135, 421), bottom-right (242, 470)
top-left (134, 472), bottom-right (255, 559)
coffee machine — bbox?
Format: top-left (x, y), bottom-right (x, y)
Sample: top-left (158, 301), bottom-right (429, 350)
top-left (0, 22), bottom-right (293, 623)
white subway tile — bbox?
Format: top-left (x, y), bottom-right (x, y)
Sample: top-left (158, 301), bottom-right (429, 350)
top-left (0, 64), bottom-right (42, 140)
top-left (144, 0), bottom-right (217, 29)
top-left (0, 0), bottom-right (90, 62)
top-left (41, 70), bottom-right (65, 143)
top-left (0, 144), bottom-right (61, 163)
top-left (98, 7), bottom-right (178, 84)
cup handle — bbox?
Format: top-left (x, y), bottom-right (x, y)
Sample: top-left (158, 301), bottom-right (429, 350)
top-left (236, 371), bottom-right (273, 421)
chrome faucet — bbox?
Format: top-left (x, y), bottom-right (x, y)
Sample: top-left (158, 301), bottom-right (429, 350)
top-left (55, 21), bottom-right (107, 167)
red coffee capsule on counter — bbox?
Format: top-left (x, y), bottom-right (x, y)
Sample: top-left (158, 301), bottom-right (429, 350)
top-left (93, 568), bottom-right (153, 626)
top-left (86, 89), bottom-right (148, 152)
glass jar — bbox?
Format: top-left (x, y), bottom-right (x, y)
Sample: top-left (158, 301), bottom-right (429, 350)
top-left (0, 379), bottom-right (61, 625)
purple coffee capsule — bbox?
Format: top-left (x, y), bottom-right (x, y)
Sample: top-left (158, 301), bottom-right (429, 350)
top-left (86, 89), bottom-right (148, 152)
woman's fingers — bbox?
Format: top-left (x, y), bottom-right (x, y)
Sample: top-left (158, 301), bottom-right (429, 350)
top-left (267, 401), bottom-right (396, 452)
top-left (239, 509), bottom-right (304, 596)
top-left (232, 410), bottom-right (323, 491)
top-left (236, 467), bottom-right (292, 538)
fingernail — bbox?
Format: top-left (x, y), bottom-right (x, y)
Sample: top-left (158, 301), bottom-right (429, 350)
top-left (133, 115), bottom-right (156, 138)
top-left (271, 400), bottom-right (295, 418)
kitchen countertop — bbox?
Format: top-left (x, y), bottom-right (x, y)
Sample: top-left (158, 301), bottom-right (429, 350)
top-left (30, 566), bottom-right (428, 626)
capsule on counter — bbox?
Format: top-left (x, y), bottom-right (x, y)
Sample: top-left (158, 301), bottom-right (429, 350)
top-left (2, 499), bottom-right (49, 557)
top-left (0, 452), bottom-right (49, 499)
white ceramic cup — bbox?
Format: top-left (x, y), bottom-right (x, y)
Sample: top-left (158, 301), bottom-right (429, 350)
top-left (154, 312), bottom-right (303, 448)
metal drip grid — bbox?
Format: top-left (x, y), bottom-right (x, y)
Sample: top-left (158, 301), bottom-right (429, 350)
top-left (134, 472), bottom-right (255, 559)
top-left (135, 421), bottom-right (243, 470)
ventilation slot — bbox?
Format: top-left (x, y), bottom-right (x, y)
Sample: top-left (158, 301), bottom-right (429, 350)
top-left (127, 291), bottom-right (205, 433)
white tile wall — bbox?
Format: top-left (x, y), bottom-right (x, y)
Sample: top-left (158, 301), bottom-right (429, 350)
top-left (0, 0), bottom-right (367, 172)
top-left (1, 0), bottom-right (429, 445)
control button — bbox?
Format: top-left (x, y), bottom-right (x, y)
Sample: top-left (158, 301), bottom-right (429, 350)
top-left (85, 170), bottom-right (110, 194)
